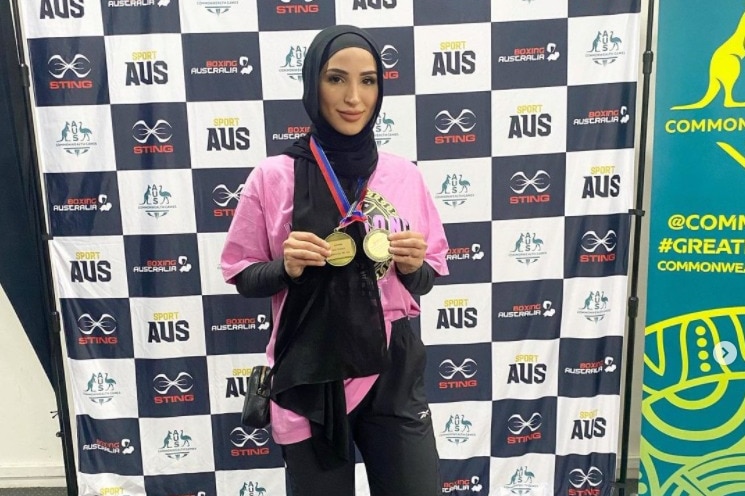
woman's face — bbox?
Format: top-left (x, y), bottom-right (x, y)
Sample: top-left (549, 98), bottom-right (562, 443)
top-left (318, 47), bottom-right (379, 136)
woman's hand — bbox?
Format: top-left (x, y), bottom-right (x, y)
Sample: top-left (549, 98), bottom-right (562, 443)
top-left (283, 231), bottom-right (332, 279)
top-left (388, 231), bottom-right (427, 275)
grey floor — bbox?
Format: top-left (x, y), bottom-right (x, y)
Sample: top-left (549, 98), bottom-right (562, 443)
top-left (0, 480), bottom-right (639, 495)
top-left (0, 490), bottom-right (67, 496)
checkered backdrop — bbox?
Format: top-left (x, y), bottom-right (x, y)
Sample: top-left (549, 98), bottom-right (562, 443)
top-left (17, 0), bottom-right (641, 495)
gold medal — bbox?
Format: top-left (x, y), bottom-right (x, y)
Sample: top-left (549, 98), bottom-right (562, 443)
top-left (325, 231), bottom-right (356, 267)
top-left (363, 228), bottom-right (391, 263)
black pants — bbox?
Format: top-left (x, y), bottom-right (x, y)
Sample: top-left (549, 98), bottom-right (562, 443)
top-left (281, 319), bottom-right (441, 496)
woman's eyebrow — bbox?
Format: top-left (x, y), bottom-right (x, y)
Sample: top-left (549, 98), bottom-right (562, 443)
top-left (325, 67), bottom-right (377, 76)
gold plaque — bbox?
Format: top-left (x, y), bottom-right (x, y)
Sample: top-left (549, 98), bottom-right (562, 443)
top-left (325, 231), bottom-right (356, 267)
top-left (363, 228), bottom-right (391, 263)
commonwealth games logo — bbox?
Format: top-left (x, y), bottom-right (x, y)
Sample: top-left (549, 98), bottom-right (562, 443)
top-left (509, 232), bottom-right (547, 265)
top-left (56, 120), bottom-right (97, 156)
top-left (279, 46), bottom-right (307, 81)
top-left (667, 10), bottom-right (745, 171)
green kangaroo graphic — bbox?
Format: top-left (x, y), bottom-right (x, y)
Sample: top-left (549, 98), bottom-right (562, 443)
top-left (672, 11), bottom-right (745, 109)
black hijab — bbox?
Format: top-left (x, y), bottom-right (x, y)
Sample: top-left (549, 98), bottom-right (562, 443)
top-left (273, 26), bottom-right (388, 468)
top-left (284, 25), bottom-right (384, 178)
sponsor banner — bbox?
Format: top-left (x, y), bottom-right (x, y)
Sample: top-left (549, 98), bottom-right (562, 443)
top-left (491, 19), bottom-right (567, 90)
top-left (366, 26), bottom-right (416, 96)
top-left (491, 217), bottom-right (566, 283)
top-left (206, 353), bottom-right (267, 415)
top-left (111, 102), bottom-right (191, 170)
top-left (567, 14), bottom-right (641, 86)
top-left (69, 357), bottom-right (139, 419)
top-left (490, 453), bottom-right (555, 496)
top-left (492, 153), bottom-right (566, 221)
top-left (144, 471), bottom-right (216, 496)
top-left (139, 415), bottom-right (215, 476)
top-left (439, 221), bottom-right (492, 285)
top-left (413, 0), bottom-right (490, 26)
top-left (491, 397), bottom-right (558, 458)
top-left (51, 236), bottom-right (130, 299)
top-left (182, 32), bottom-right (262, 102)
top-left (491, 339), bottom-right (559, 401)
top-left (129, 295), bottom-right (206, 359)
top-left (214, 467), bottom-right (287, 496)
top-left (61, 298), bottom-right (135, 360)
top-left (564, 213), bottom-right (630, 278)
top-left (123, 233), bottom-right (202, 298)
top-left (425, 343), bottom-right (492, 404)
top-left (439, 457), bottom-right (490, 495)
top-left (554, 452), bottom-right (616, 496)
top-left (22, 0), bottom-right (104, 39)
top-left (46, 171), bottom-right (122, 236)
top-left (192, 168), bottom-right (252, 233)
top-left (77, 415), bottom-right (143, 475)
top-left (432, 400), bottom-right (492, 460)
top-left (419, 157), bottom-right (492, 224)
top-left (17, 1), bottom-right (639, 491)
top-left (492, 279), bottom-right (563, 342)
top-left (101, 0), bottom-right (181, 36)
top-left (202, 295), bottom-right (272, 356)
top-left (135, 356), bottom-right (211, 418)
top-left (36, 104), bottom-right (116, 173)
top-left (641, 2), bottom-right (745, 495)
top-left (565, 148), bottom-right (634, 217)
top-left (419, 283), bottom-right (492, 346)
top-left (414, 23), bottom-right (491, 95)
top-left (211, 414), bottom-right (284, 470)
top-left (555, 395), bottom-right (619, 457)
top-left (117, 169), bottom-right (197, 235)
top-left (336, 0), bottom-right (413, 28)
top-left (179, 0), bottom-right (259, 34)
top-left (28, 36), bottom-right (109, 106)
top-left (491, 86), bottom-right (568, 158)
top-left (560, 275), bottom-right (628, 339)
top-left (187, 100), bottom-right (267, 169)
top-left (105, 33), bottom-right (186, 104)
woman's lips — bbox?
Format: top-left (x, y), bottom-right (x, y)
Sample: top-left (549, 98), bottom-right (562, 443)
top-left (338, 110), bottom-right (364, 122)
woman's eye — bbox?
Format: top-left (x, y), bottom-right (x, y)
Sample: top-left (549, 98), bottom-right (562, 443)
top-left (327, 75), bottom-right (343, 84)
top-left (363, 77), bottom-right (377, 85)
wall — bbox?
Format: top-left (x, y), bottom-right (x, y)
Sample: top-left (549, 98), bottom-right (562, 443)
top-left (0, 286), bottom-right (65, 488)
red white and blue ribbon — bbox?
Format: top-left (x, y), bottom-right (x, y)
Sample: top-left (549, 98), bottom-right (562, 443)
top-left (309, 135), bottom-right (367, 229)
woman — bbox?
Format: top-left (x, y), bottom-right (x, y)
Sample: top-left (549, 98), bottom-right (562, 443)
top-left (221, 25), bottom-right (449, 496)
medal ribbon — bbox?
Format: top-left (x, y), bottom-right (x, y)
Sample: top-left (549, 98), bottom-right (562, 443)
top-left (309, 136), bottom-right (367, 229)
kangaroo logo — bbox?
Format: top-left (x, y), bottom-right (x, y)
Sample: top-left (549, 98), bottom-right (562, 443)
top-left (672, 12), bottom-right (745, 110)
top-left (671, 11), bottom-right (745, 169)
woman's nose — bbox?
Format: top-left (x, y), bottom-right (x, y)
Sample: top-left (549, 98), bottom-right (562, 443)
top-left (344, 83), bottom-right (361, 104)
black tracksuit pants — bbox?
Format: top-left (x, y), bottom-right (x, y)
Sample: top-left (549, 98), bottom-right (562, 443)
top-left (281, 318), bottom-right (441, 496)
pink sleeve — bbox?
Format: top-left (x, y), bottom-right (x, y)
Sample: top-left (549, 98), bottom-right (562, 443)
top-left (220, 166), bottom-right (272, 284)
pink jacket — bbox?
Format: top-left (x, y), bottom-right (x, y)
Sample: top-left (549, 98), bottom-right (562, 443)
top-left (221, 151), bottom-right (449, 444)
